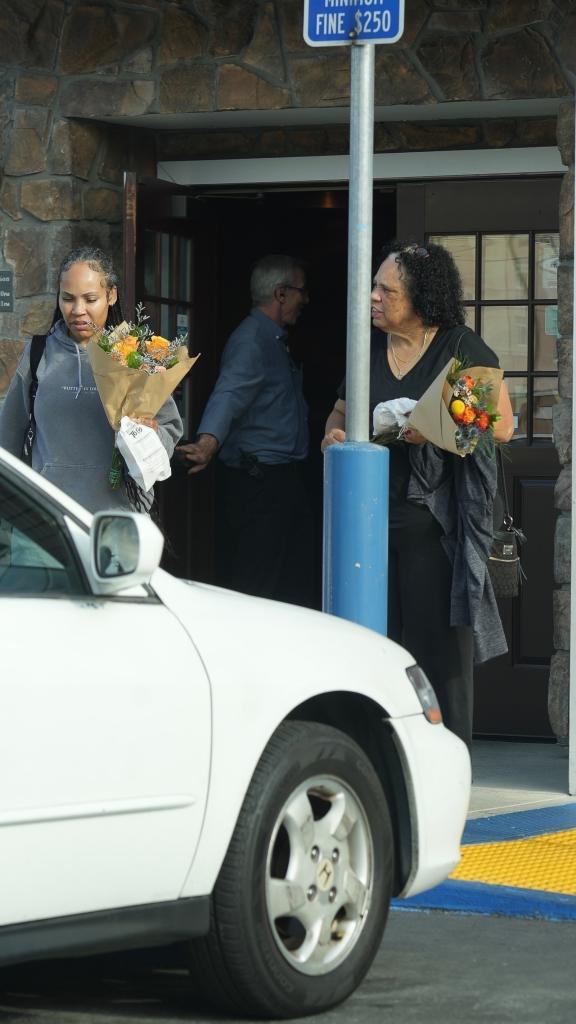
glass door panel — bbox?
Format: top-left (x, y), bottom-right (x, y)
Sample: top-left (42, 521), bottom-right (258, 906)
top-left (144, 230), bottom-right (156, 296)
top-left (432, 229), bottom-right (558, 445)
top-left (481, 234), bottom-right (529, 300)
top-left (160, 303), bottom-right (171, 338)
top-left (533, 378), bottom-right (558, 439)
top-left (137, 227), bottom-right (194, 435)
top-left (429, 234), bottom-right (476, 300)
top-left (481, 306), bottom-right (528, 372)
top-left (535, 234), bottom-right (559, 300)
top-left (534, 306), bottom-right (558, 371)
top-left (178, 238), bottom-right (192, 301)
top-left (175, 303), bottom-right (190, 340)
top-left (506, 377), bottom-right (528, 440)
top-left (160, 233), bottom-right (171, 297)
top-left (464, 306), bottom-right (475, 330)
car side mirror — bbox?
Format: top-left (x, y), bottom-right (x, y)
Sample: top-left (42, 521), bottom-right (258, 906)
top-left (90, 511), bottom-right (164, 594)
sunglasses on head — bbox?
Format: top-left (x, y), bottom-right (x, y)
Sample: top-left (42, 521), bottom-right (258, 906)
top-left (400, 244), bottom-right (429, 258)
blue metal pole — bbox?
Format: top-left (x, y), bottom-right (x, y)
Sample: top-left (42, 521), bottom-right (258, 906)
top-left (322, 42), bottom-right (389, 634)
top-left (323, 442), bottom-right (389, 635)
top-left (345, 42), bottom-right (374, 444)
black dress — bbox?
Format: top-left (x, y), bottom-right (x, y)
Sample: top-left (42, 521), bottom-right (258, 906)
top-left (337, 324), bottom-right (501, 749)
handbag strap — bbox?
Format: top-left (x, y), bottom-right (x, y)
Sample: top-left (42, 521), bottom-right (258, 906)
top-left (497, 446), bottom-right (513, 529)
top-left (497, 446), bottom-right (527, 544)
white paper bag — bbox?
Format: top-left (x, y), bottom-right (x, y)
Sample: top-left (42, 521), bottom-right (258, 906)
top-left (116, 416), bottom-right (171, 492)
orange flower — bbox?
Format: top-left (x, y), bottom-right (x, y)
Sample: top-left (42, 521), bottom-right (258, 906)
top-left (146, 335), bottom-right (171, 360)
top-left (111, 335), bottom-right (139, 361)
top-left (477, 411), bottom-right (490, 431)
top-left (462, 406), bottom-right (477, 424)
top-left (462, 375), bottom-right (475, 389)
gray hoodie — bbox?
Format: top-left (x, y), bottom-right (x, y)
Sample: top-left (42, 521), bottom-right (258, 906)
top-left (0, 320), bottom-right (183, 513)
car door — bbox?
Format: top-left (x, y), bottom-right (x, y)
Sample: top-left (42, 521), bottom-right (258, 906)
top-left (0, 466), bottom-right (211, 926)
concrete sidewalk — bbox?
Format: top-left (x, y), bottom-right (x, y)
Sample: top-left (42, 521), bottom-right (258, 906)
top-left (470, 738), bottom-right (573, 818)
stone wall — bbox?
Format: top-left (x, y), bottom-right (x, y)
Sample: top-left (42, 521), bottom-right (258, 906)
top-left (0, 73), bottom-right (157, 391)
top-left (549, 97), bottom-right (575, 745)
top-left (1, 1), bottom-right (575, 390)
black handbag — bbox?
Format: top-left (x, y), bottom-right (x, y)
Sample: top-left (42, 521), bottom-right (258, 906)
top-left (488, 447), bottom-right (526, 599)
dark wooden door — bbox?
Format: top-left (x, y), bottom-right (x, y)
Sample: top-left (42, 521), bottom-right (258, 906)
top-left (397, 176), bottom-right (561, 737)
top-left (475, 444), bottom-right (559, 737)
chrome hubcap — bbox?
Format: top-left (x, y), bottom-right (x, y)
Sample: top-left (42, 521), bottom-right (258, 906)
top-left (265, 774), bottom-right (374, 976)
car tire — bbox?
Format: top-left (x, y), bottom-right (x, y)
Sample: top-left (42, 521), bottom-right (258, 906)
top-left (188, 720), bottom-right (394, 1018)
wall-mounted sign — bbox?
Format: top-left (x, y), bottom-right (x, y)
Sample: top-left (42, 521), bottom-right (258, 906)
top-left (0, 270), bottom-right (13, 312)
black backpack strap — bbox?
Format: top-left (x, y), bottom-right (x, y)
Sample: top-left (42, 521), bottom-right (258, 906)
top-left (30, 334), bottom-right (46, 382)
top-left (23, 334), bottom-right (47, 462)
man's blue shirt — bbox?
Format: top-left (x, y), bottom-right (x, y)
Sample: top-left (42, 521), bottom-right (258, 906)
top-left (197, 308), bottom-right (309, 467)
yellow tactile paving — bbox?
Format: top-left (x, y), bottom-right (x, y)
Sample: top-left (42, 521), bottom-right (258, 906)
top-left (450, 829), bottom-right (576, 896)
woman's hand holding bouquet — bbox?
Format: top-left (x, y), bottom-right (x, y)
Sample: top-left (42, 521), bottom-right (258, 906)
top-left (87, 304), bottom-right (199, 491)
top-left (400, 358), bottom-right (503, 457)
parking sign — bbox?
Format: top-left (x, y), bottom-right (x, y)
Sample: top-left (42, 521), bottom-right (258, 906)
top-left (304, 0), bottom-right (404, 47)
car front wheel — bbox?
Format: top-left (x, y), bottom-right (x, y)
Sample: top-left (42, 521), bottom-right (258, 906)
top-left (188, 720), bottom-right (394, 1018)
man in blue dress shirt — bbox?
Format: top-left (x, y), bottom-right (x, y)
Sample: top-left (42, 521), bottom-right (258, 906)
top-left (176, 255), bottom-right (314, 605)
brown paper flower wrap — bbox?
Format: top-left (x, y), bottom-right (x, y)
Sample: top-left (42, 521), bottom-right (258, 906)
top-left (86, 312), bottom-right (200, 491)
top-left (87, 337), bottom-right (199, 431)
top-left (406, 359), bottom-right (503, 456)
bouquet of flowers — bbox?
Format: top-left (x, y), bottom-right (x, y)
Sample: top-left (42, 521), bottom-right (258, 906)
top-left (402, 358), bottom-right (503, 457)
top-left (446, 361), bottom-right (501, 455)
top-left (87, 304), bottom-right (199, 490)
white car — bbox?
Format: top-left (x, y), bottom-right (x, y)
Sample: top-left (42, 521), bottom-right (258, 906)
top-left (0, 446), bottom-right (470, 1018)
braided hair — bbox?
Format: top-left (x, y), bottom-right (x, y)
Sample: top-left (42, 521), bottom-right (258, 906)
top-left (50, 246), bottom-right (124, 328)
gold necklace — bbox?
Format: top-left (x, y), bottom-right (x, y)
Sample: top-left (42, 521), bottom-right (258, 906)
top-left (389, 328), bottom-right (431, 379)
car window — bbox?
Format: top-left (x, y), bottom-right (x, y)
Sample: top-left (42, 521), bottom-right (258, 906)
top-left (0, 475), bottom-right (84, 596)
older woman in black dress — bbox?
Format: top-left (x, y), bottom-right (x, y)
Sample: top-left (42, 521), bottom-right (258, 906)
top-left (322, 241), bottom-right (514, 750)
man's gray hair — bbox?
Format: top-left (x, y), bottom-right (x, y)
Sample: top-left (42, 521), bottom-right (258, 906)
top-left (250, 254), bottom-right (306, 305)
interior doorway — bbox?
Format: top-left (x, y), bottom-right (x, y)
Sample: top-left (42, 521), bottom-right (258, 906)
top-left (201, 187), bottom-right (396, 609)
top-left (125, 177), bottom-right (396, 603)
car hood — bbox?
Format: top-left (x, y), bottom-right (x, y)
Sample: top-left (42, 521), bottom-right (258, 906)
top-left (151, 568), bottom-right (424, 720)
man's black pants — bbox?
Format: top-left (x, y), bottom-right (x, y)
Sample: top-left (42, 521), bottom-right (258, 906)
top-left (215, 460), bottom-right (315, 607)
top-left (388, 511), bottom-right (474, 750)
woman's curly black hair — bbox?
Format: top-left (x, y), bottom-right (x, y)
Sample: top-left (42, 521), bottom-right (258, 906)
top-left (378, 240), bottom-right (465, 327)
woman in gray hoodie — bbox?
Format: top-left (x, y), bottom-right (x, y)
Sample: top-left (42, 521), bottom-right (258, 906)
top-left (0, 246), bottom-right (182, 513)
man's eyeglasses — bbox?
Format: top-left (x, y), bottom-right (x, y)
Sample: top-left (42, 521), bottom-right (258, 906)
top-left (282, 283), bottom-right (308, 296)
top-left (400, 245), bottom-right (429, 258)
